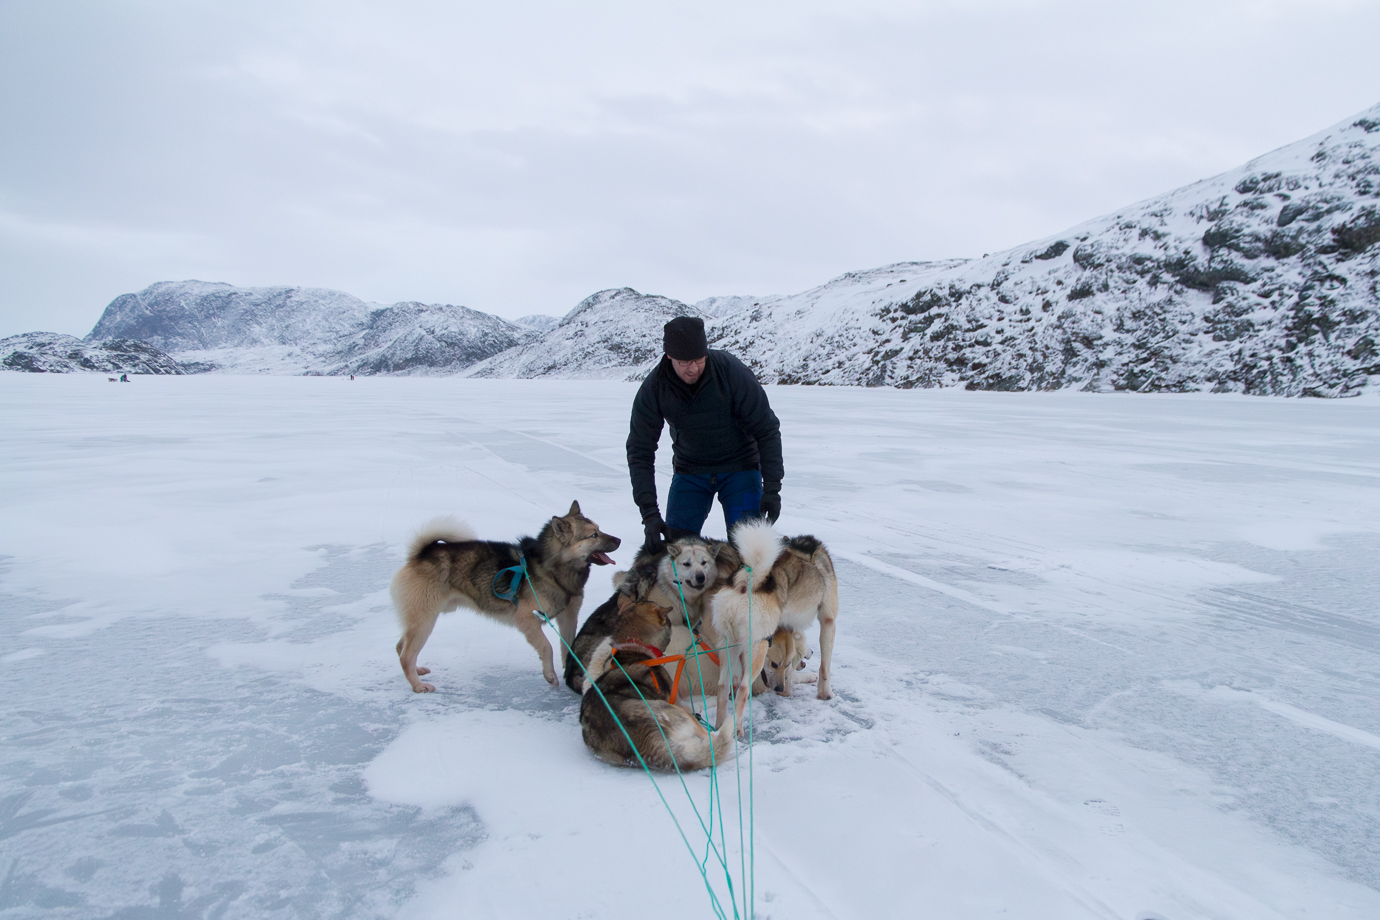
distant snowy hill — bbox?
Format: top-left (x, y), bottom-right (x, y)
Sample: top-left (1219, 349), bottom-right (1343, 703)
top-left (330, 301), bottom-right (523, 376)
top-left (462, 288), bottom-right (698, 379)
top-left (512, 314), bottom-right (561, 336)
top-left (1, 332), bottom-right (184, 375)
top-left (86, 281), bottom-right (522, 375)
top-left (708, 104), bottom-right (1380, 396)
top-left (693, 295), bottom-right (782, 319)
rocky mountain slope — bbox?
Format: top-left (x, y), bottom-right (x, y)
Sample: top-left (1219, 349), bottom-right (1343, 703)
top-left (85, 281), bottom-right (525, 375)
top-left (1, 333), bottom-right (184, 374)
top-left (704, 104), bottom-right (1379, 396)
top-left (462, 288), bottom-right (698, 379)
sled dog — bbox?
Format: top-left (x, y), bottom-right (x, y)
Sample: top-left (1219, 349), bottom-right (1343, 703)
top-left (712, 520), bottom-right (838, 734)
top-left (390, 501), bottom-right (620, 692)
top-left (760, 628), bottom-right (815, 696)
top-left (564, 592), bottom-right (674, 693)
top-left (612, 535), bottom-right (737, 627)
top-left (579, 597), bottom-right (735, 771)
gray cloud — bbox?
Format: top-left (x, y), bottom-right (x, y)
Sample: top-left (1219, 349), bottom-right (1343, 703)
top-left (3, 0), bottom-right (1378, 336)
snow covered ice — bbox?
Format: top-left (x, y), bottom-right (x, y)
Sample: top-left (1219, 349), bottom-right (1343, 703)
top-left (2, 374), bottom-right (1379, 919)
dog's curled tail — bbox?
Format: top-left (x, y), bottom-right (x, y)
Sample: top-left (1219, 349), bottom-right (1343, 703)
top-left (730, 517), bottom-right (784, 583)
top-left (406, 516), bottom-right (478, 561)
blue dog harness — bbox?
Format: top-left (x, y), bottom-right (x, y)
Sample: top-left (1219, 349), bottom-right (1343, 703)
top-left (492, 557), bottom-right (528, 603)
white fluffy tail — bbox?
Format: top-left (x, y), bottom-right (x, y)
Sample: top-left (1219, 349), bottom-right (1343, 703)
top-left (730, 517), bottom-right (783, 582)
top-left (406, 516), bottom-right (477, 560)
top-left (663, 711), bottom-right (737, 770)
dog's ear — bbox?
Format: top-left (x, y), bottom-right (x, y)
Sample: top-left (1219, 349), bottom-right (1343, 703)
top-left (551, 514), bottom-right (573, 541)
top-left (567, 500), bottom-right (582, 517)
top-left (616, 593), bottom-right (636, 612)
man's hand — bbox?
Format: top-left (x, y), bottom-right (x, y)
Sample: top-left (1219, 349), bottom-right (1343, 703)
top-left (760, 486), bottom-right (781, 525)
top-left (642, 512), bottom-right (667, 555)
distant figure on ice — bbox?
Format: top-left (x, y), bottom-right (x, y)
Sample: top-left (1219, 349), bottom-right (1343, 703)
top-left (626, 316), bottom-right (783, 554)
top-left (119, 373), bottom-right (129, 382)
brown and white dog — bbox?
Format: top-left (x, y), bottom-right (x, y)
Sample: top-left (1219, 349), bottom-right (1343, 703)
top-left (760, 628), bottom-right (815, 696)
top-left (711, 520), bottom-right (838, 734)
top-left (389, 501), bottom-right (619, 692)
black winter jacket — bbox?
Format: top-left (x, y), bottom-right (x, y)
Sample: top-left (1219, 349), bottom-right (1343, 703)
top-left (626, 350), bottom-right (783, 519)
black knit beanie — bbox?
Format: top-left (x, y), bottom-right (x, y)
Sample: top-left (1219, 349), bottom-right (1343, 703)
top-left (663, 316), bottom-right (708, 360)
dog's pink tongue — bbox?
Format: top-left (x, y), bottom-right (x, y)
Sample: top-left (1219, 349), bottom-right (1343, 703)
top-left (591, 551), bottom-right (615, 565)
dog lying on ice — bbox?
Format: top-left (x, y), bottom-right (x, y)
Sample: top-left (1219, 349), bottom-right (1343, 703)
top-left (389, 501), bottom-right (620, 692)
top-left (712, 520), bottom-right (838, 734)
top-left (579, 595), bottom-right (734, 771)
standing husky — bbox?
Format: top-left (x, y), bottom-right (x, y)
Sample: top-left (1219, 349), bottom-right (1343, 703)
top-left (579, 598), bottom-right (735, 771)
top-left (390, 501), bottom-right (620, 692)
top-left (712, 520), bottom-right (838, 734)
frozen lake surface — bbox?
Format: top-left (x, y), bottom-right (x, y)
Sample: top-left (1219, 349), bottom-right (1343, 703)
top-left (2, 374), bottom-right (1379, 919)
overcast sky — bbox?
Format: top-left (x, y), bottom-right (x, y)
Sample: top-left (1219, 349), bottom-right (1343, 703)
top-left (2, 0), bottom-right (1378, 336)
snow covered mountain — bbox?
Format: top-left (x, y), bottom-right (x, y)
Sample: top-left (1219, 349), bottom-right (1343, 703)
top-left (462, 288), bottom-right (698, 379)
top-left (330, 301), bottom-right (524, 376)
top-left (85, 281), bottom-right (524, 375)
top-left (476, 103), bottom-right (1377, 395)
top-left (1, 332), bottom-right (184, 374)
top-left (705, 104), bottom-right (1380, 396)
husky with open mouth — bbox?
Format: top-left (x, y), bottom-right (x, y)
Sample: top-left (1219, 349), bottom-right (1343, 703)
top-left (390, 501), bottom-right (620, 692)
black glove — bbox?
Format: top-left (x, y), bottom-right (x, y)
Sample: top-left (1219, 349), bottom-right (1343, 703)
top-left (642, 512), bottom-right (667, 555)
top-left (759, 486), bottom-right (781, 524)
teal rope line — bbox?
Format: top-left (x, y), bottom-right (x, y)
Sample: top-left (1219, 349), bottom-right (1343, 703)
top-left (669, 556), bottom-right (730, 885)
top-left (670, 556), bottom-right (750, 913)
top-left (520, 565), bottom-right (740, 919)
top-left (607, 652), bottom-right (740, 920)
top-left (749, 545), bottom-right (762, 917)
top-left (734, 563), bottom-right (752, 920)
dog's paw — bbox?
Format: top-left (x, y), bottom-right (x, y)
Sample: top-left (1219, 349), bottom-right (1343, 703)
top-left (416, 666), bottom-right (431, 676)
top-left (412, 682), bottom-right (436, 693)
top-left (816, 685), bottom-right (834, 700)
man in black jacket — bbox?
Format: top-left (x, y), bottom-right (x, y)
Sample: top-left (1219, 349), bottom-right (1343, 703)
top-left (627, 316), bottom-right (783, 554)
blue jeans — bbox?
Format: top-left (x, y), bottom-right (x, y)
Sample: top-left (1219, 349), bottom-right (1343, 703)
top-left (665, 471), bottom-right (763, 538)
